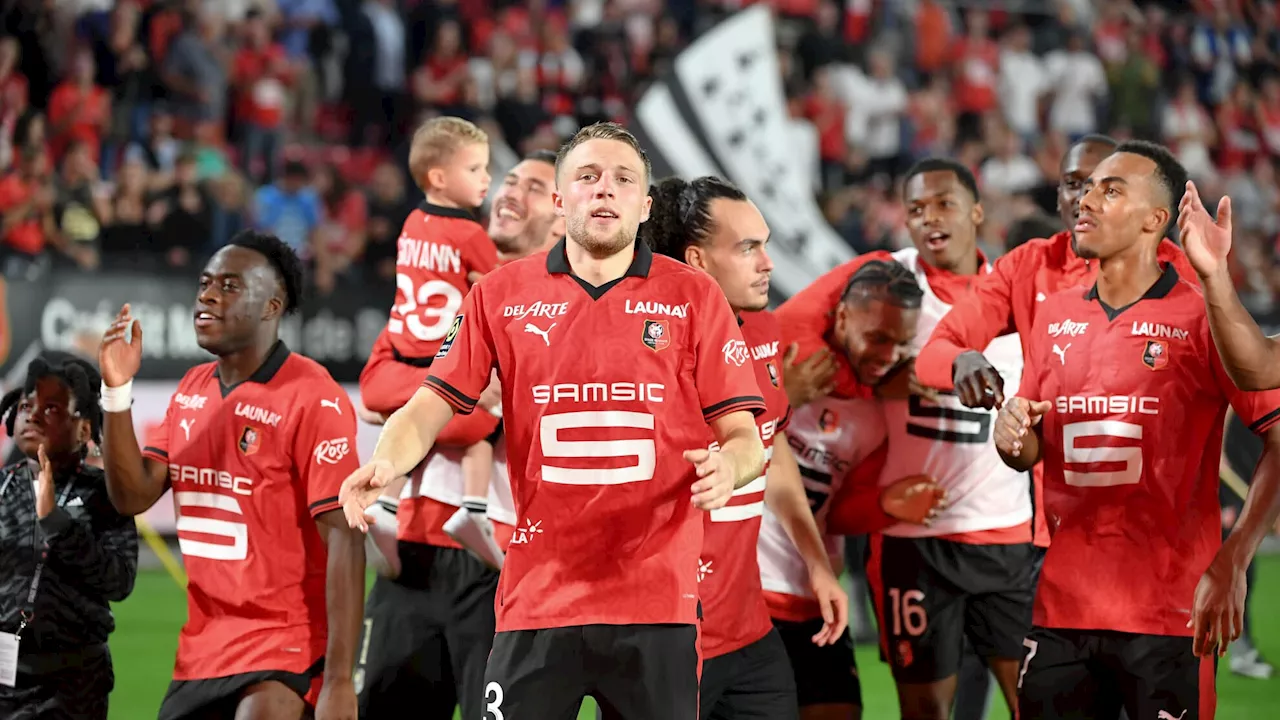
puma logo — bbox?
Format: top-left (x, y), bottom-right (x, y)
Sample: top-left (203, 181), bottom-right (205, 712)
top-left (179, 418), bottom-right (194, 441)
top-left (321, 398), bottom-right (342, 415)
top-left (524, 322), bottom-right (556, 346)
top-left (1052, 343), bottom-right (1070, 365)
top-left (1157, 711), bottom-right (1187, 720)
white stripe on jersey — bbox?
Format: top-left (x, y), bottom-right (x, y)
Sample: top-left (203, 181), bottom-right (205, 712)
top-left (758, 396), bottom-right (884, 600)
top-left (880, 248), bottom-right (1032, 538)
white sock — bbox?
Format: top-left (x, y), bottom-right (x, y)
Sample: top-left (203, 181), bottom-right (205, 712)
top-left (462, 495), bottom-right (488, 517)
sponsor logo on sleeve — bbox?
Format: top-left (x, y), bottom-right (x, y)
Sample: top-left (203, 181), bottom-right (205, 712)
top-left (435, 315), bottom-right (463, 358)
top-left (722, 339), bottom-right (749, 367)
top-left (313, 437), bottom-right (352, 465)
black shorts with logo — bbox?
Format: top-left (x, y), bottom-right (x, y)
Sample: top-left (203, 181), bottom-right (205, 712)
top-left (772, 616), bottom-right (862, 707)
top-left (1018, 626), bottom-right (1216, 720)
top-left (699, 629), bottom-right (798, 720)
top-left (874, 534), bottom-right (1036, 684)
top-left (356, 541), bottom-right (498, 720)
top-left (156, 660), bottom-right (320, 720)
top-left (484, 623), bottom-right (699, 720)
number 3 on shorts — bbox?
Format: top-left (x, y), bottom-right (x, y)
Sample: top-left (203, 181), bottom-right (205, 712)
top-left (1018, 637), bottom-right (1038, 689)
top-left (485, 681), bottom-right (505, 720)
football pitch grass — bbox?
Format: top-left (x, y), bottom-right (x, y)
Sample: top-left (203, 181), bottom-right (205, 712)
top-left (107, 557), bottom-right (1280, 719)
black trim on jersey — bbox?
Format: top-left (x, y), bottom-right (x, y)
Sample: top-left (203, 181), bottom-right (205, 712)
top-left (423, 375), bottom-right (479, 414)
top-left (143, 446), bottom-right (168, 459)
top-left (1084, 264), bottom-right (1179, 320)
top-left (703, 395), bottom-right (767, 422)
top-left (545, 237), bottom-right (654, 300)
top-left (309, 496), bottom-right (340, 514)
top-left (484, 420), bottom-right (504, 446)
top-left (419, 201), bottom-right (477, 220)
top-left (215, 340), bottom-right (291, 397)
top-left (1249, 407), bottom-right (1280, 435)
top-left (392, 345), bottom-right (435, 368)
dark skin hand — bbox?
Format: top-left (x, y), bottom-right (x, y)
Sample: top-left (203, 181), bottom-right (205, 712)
top-left (953, 350), bottom-right (1005, 409)
top-left (782, 343), bottom-right (837, 408)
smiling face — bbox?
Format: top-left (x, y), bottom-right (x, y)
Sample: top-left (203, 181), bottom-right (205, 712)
top-left (555, 138), bottom-right (651, 257)
top-left (904, 169), bottom-right (983, 272)
top-left (833, 298), bottom-right (918, 385)
top-left (193, 246), bottom-right (284, 355)
top-left (488, 159), bottom-right (560, 254)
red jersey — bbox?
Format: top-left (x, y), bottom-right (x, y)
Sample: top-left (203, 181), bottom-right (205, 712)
top-left (700, 310), bottom-right (792, 659)
top-left (916, 231), bottom-right (1198, 391)
top-left (424, 239), bottom-right (766, 631)
top-left (141, 343), bottom-right (361, 680)
top-left (1020, 266), bottom-right (1280, 636)
top-left (386, 202), bottom-right (497, 361)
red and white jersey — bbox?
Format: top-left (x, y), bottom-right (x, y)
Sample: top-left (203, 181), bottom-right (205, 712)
top-left (141, 343), bottom-right (360, 680)
top-left (1023, 265), bottom-right (1280, 636)
top-left (879, 248), bottom-right (1032, 539)
top-left (699, 310), bottom-right (792, 659)
top-left (758, 395), bottom-right (884, 620)
top-left (424, 239), bottom-right (765, 631)
top-left (386, 202), bottom-right (497, 361)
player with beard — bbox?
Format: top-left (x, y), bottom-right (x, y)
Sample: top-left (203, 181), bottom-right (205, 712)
top-left (996, 140), bottom-right (1280, 720)
top-left (340, 123), bottom-right (767, 718)
top-left (354, 151), bottom-right (565, 720)
top-left (97, 231), bottom-right (365, 720)
top-left (644, 175), bottom-right (849, 720)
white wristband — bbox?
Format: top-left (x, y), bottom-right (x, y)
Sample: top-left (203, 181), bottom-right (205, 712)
top-left (100, 379), bottom-right (134, 413)
top-left (487, 404), bottom-right (503, 419)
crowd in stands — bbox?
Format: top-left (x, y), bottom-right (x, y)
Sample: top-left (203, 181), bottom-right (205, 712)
top-left (3, 0), bottom-right (1280, 314)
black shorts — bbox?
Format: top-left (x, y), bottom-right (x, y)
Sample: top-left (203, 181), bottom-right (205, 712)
top-left (873, 534), bottom-right (1035, 684)
top-left (157, 660), bottom-right (320, 720)
top-left (484, 623), bottom-right (699, 720)
top-left (699, 629), bottom-right (797, 720)
top-left (772, 616), bottom-right (862, 707)
top-left (1018, 626), bottom-right (1217, 720)
top-left (356, 541), bottom-right (498, 720)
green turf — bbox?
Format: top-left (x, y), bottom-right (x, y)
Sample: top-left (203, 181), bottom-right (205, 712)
top-left (108, 557), bottom-right (1280, 719)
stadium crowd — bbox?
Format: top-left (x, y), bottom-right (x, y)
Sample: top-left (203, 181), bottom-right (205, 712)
top-left (4, 0), bottom-right (1280, 312)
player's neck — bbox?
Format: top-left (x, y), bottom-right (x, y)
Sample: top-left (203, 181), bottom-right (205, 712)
top-left (216, 337), bottom-right (279, 387)
top-left (1096, 245), bottom-right (1162, 309)
top-left (565, 236), bottom-right (634, 286)
top-left (424, 191), bottom-right (464, 209)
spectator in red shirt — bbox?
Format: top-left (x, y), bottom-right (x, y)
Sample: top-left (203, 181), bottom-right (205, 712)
top-left (232, 9), bottom-right (293, 184)
top-left (804, 67), bottom-right (848, 190)
top-left (0, 144), bottom-right (55, 277)
top-left (951, 9), bottom-right (1000, 141)
top-left (47, 49), bottom-right (110, 168)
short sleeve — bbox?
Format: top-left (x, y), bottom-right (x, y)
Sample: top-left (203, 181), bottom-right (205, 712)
top-left (141, 393), bottom-right (175, 462)
top-left (292, 381), bottom-right (362, 518)
top-left (1212, 338), bottom-right (1280, 435)
top-left (694, 279), bottom-right (767, 423)
top-left (424, 281), bottom-right (497, 415)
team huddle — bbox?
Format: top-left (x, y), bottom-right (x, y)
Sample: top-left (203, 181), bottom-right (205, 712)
top-left (90, 115), bottom-right (1280, 720)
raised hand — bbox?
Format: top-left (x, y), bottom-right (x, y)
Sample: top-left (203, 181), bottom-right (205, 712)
top-left (99, 304), bottom-right (143, 389)
top-left (35, 444), bottom-right (55, 519)
top-left (1178, 180), bottom-right (1233, 279)
top-left (782, 344), bottom-right (837, 408)
top-left (994, 397), bottom-right (1052, 459)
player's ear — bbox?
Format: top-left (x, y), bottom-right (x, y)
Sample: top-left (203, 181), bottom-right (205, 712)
top-left (553, 191), bottom-right (564, 217)
top-left (970, 202), bottom-right (985, 227)
top-left (1146, 207), bottom-right (1170, 236)
top-left (426, 167), bottom-right (447, 194)
top-left (685, 244), bottom-right (707, 270)
top-left (640, 192), bottom-right (652, 224)
top-left (263, 294), bottom-right (284, 321)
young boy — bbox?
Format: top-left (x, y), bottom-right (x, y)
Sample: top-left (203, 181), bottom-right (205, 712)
top-left (357, 116), bottom-right (505, 570)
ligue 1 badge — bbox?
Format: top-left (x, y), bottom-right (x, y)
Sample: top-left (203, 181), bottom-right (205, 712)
top-left (766, 361), bottom-right (779, 387)
top-left (642, 319), bottom-right (670, 351)
top-left (239, 425), bottom-right (261, 455)
top-left (436, 315), bottom-right (463, 359)
top-left (1142, 339), bottom-right (1168, 370)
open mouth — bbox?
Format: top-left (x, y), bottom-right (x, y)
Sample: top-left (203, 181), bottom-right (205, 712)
top-left (924, 231), bottom-right (951, 251)
top-left (590, 208), bottom-right (619, 222)
top-left (1074, 216), bottom-right (1098, 233)
top-left (194, 310), bottom-right (221, 328)
top-left (494, 203), bottom-right (523, 222)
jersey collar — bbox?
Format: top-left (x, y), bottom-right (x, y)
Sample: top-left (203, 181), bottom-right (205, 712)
top-left (215, 340), bottom-right (291, 396)
top-left (545, 237), bottom-right (654, 278)
top-left (1084, 263), bottom-right (1180, 319)
top-left (418, 201), bottom-right (476, 220)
